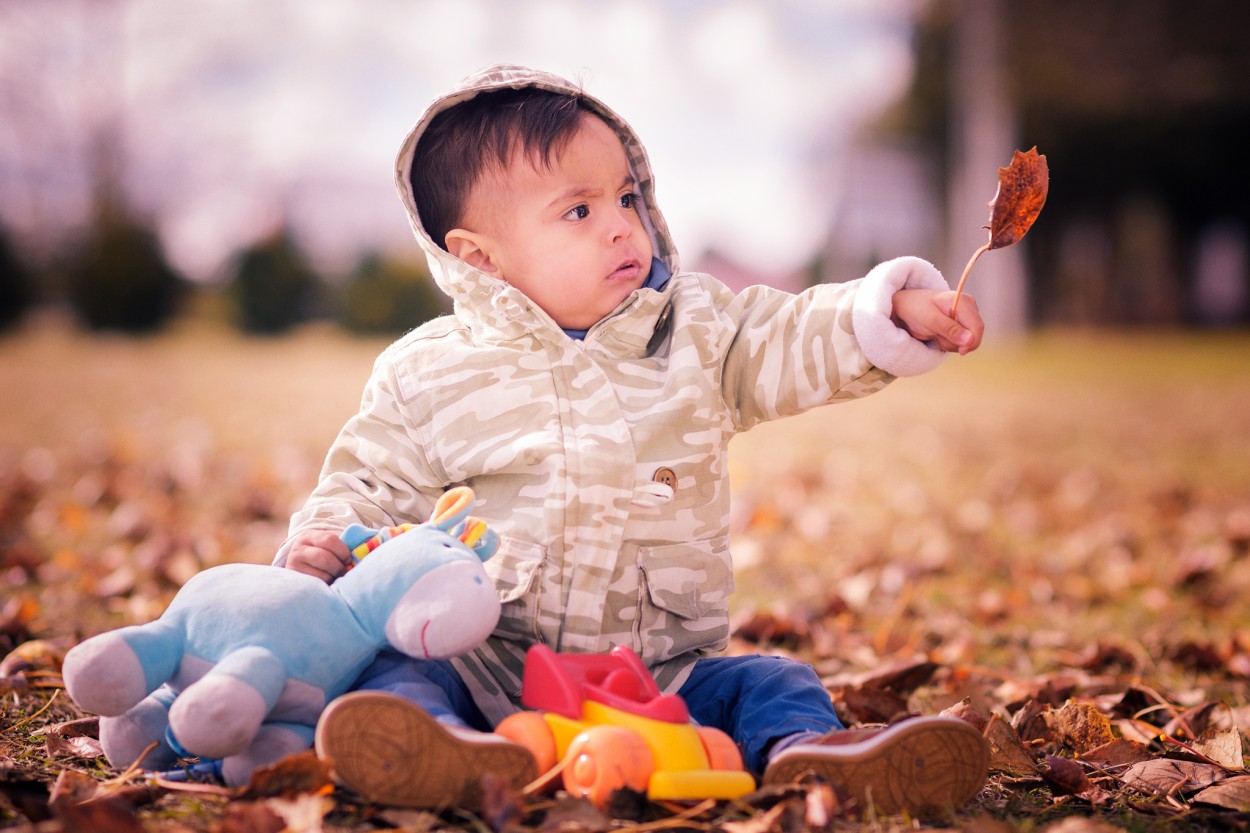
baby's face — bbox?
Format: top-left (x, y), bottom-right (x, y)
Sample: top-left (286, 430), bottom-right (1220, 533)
top-left (457, 115), bottom-right (654, 331)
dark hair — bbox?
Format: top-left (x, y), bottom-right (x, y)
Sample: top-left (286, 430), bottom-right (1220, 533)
top-left (411, 88), bottom-right (594, 250)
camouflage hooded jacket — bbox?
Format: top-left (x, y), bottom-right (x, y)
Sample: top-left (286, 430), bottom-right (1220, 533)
top-left (280, 66), bottom-right (949, 725)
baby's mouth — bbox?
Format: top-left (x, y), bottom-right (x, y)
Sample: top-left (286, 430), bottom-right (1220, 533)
top-left (609, 259), bottom-right (642, 281)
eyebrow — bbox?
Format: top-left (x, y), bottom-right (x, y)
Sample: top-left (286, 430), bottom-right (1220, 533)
top-left (546, 175), bottom-right (638, 210)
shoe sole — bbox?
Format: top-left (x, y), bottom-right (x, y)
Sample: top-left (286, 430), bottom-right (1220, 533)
top-left (314, 691), bottom-right (537, 809)
top-left (763, 716), bottom-right (989, 817)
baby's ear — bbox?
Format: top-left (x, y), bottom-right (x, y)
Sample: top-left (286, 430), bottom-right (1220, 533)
top-left (445, 229), bottom-right (499, 274)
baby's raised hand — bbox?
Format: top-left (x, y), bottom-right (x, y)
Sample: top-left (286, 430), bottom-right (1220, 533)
top-left (890, 288), bottom-right (984, 356)
top-left (285, 529), bottom-right (352, 583)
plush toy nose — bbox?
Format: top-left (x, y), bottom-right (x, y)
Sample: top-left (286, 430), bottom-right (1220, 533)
top-left (385, 558), bottom-right (501, 659)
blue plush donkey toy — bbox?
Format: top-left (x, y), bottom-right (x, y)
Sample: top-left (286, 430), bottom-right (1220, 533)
top-left (63, 486), bottom-right (500, 785)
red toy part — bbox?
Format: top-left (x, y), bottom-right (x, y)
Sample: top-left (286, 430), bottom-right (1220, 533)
top-left (520, 644), bottom-right (690, 724)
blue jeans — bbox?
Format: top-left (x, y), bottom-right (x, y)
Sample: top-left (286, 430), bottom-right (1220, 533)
top-left (352, 650), bottom-right (843, 774)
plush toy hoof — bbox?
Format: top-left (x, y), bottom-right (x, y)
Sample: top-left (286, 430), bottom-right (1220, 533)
top-left (63, 633), bottom-right (150, 716)
top-left (168, 675), bottom-right (269, 760)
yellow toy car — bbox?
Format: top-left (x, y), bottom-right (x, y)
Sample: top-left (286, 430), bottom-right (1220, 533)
top-left (495, 644), bottom-right (756, 807)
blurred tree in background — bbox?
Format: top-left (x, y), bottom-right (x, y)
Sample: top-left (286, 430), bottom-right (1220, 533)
top-left (335, 252), bottom-right (448, 335)
top-left (64, 189), bottom-right (185, 333)
top-left (227, 226), bottom-right (320, 335)
top-left (0, 224), bottom-right (33, 331)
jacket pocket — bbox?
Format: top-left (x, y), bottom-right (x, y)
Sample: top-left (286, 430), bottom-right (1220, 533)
top-left (485, 537), bottom-right (547, 642)
top-left (636, 538), bottom-right (733, 661)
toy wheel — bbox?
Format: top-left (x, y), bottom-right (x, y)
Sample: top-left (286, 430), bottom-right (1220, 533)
top-left (495, 711), bottom-right (558, 774)
top-left (563, 726), bottom-right (653, 808)
top-left (696, 726), bottom-right (745, 771)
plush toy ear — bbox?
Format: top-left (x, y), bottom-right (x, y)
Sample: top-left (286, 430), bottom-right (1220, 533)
top-left (429, 486), bottom-right (474, 532)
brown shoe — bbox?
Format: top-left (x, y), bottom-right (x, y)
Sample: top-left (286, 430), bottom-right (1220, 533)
top-left (762, 716), bottom-right (988, 817)
top-left (314, 691), bottom-right (537, 810)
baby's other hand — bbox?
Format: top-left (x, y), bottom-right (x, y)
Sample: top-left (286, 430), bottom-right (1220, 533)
top-left (285, 529), bottom-right (352, 583)
top-left (891, 288), bottom-right (985, 355)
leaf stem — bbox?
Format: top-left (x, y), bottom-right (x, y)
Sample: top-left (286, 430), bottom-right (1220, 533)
top-left (951, 241), bottom-right (990, 318)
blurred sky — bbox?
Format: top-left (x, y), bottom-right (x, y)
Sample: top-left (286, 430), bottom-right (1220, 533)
top-left (0, 0), bottom-right (922, 281)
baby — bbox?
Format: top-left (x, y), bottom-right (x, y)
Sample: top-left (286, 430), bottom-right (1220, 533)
top-left (278, 65), bottom-right (989, 816)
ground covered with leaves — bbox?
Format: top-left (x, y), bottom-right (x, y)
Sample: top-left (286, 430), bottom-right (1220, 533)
top-left (2, 319), bottom-right (1250, 832)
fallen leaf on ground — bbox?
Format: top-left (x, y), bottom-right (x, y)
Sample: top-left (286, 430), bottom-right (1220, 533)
top-left (1049, 700), bottom-right (1115, 754)
top-left (238, 750), bottom-right (333, 800)
top-left (1078, 738), bottom-right (1154, 773)
top-left (1039, 755), bottom-right (1091, 797)
top-left (52, 796), bottom-right (146, 833)
top-left (1192, 726), bottom-right (1245, 770)
top-left (1119, 758), bottom-right (1226, 797)
top-left (1192, 775), bottom-right (1250, 811)
top-left (984, 714), bottom-right (1040, 777)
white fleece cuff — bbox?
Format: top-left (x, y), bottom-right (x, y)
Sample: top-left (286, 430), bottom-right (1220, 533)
top-left (852, 256), bottom-right (948, 377)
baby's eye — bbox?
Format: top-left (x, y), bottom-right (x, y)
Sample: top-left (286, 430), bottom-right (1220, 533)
top-left (619, 193), bottom-right (640, 210)
top-left (564, 204), bottom-right (590, 221)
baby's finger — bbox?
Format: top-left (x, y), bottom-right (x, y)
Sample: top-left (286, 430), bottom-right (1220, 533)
top-left (307, 530), bottom-right (353, 567)
top-left (951, 296), bottom-right (984, 354)
top-left (288, 544), bottom-right (348, 582)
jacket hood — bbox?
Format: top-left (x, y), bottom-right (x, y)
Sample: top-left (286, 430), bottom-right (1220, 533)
top-left (395, 65), bottom-right (679, 339)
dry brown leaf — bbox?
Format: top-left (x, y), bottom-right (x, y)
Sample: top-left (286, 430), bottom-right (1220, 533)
top-left (1011, 700), bottom-right (1054, 746)
top-left (1192, 727), bottom-right (1245, 771)
top-left (733, 608), bottom-right (811, 650)
top-left (52, 797), bottom-right (146, 833)
top-left (1119, 758), bottom-right (1226, 797)
top-left (1078, 738), bottom-right (1154, 773)
top-left (1164, 700), bottom-right (1221, 739)
top-left (48, 768), bottom-right (101, 806)
top-left (0, 639), bottom-right (64, 677)
top-left (951, 147), bottom-right (1049, 316)
top-left (1114, 718), bottom-right (1164, 746)
top-left (38, 717), bottom-right (103, 760)
top-left (987, 148), bottom-right (1050, 249)
top-left (941, 697), bottom-right (989, 732)
top-left (237, 750), bottom-right (333, 800)
top-left (1039, 755), bottom-right (1091, 796)
top-left (984, 713), bottom-right (1041, 777)
top-left (831, 685), bottom-right (910, 725)
top-left (855, 659), bottom-right (939, 695)
top-left (1049, 701), bottom-right (1114, 754)
top-left (1192, 774), bottom-right (1250, 811)
top-left (1107, 686), bottom-right (1170, 722)
top-left (44, 732), bottom-right (103, 760)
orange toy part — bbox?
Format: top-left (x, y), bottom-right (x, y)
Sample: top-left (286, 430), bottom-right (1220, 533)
top-left (697, 726), bottom-right (745, 772)
top-left (562, 725), bottom-right (653, 806)
top-left (495, 710), bottom-right (558, 774)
